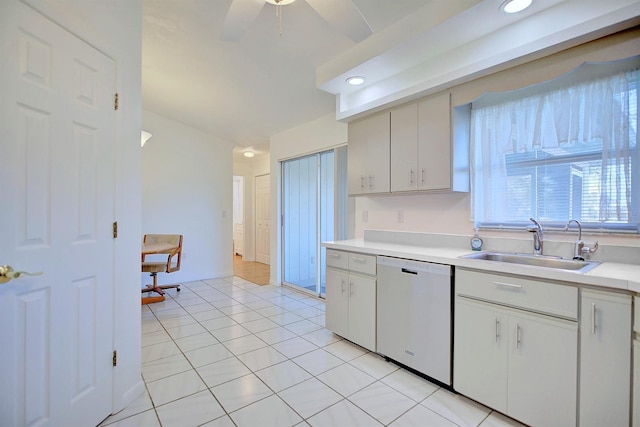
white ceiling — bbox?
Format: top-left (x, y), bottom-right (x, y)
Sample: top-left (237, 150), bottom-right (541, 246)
top-left (142, 0), bottom-right (640, 153)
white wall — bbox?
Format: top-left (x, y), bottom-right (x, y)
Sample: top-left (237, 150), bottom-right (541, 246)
top-left (354, 193), bottom-right (472, 237)
top-left (21, 0), bottom-right (144, 413)
top-left (233, 152), bottom-right (270, 262)
top-left (142, 110), bottom-right (235, 282)
top-left (270, 113), bottom-right (348, 284)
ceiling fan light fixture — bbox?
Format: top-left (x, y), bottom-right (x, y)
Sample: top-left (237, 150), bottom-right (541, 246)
top-left (265, 0), bottom-right (297, 5)
top-left (500, 0), bottom-right (532, 13)
top-left (346, 76), bottom-right (365, 86)
top-left (141, 130), bottom-right (152, 147)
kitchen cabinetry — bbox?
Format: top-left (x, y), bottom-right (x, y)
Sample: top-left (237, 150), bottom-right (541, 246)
top-left (325, 249), bottom-right (376, 351)
top-left (390, 103), bottom-right (418, 192)
top-left (579, 289), bottom-right (631, 427)
top-left (391, 93), bottom-right (453, 192)
top-left (348, 91), bottom-right (468, 196)
top-left (389, 92), bottom-right (468, 193)
top-left (633, 296), bottom-right (639, 427)
top-left (347, 112), bottom-right (390, 195)
top-left (454, 268), bottom-right (578, 427)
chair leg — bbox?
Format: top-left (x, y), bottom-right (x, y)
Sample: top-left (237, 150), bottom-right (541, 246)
top-left (157, 283), bottom-right (181, 292)
top-left (142, 295), bottom-right (165, 305)
top-left (141, 272), bottom-right (166, 296)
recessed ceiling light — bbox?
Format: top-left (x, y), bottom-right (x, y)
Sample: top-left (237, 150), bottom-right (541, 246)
top-left (346, 76), bottom-right (366, 86)
top-left (501, 0), bottom-right (532, 13)
top-left (243, 150), bottom-right (255, 158)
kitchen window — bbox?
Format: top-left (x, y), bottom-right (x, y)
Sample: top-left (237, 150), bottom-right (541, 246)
top-left (471, 59), bottom-right (639, 232)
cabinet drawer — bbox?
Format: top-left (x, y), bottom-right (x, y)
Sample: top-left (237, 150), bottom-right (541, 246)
top-left (348, 253), bottom-right (377, 276)
top-left (456, 268), bottom-right (578, 319)
top-left (635, 296), bottom-right (640, 334)
top-left (326, 249), bottom-right (348, 270)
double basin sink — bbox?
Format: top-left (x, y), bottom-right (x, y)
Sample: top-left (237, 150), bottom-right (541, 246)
top-left (461, 251), bottom-right (601, 273)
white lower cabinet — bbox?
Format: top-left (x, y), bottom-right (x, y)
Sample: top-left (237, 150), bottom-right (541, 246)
top-left (325, 250), bottom-right (376, 351)
top-left (579, 289), bottom-right (631, 427)
top-left (633, 295), bottom-right (640, 427)
top-left (345, 273), bottom-right (376, 350)
top-left (455, 297), bottom-right (578, 426)
top-left (325, 268), bottom-right (349, 339)
top-left (454, 268), bottom-right (578, 426)
top-left (634, 340), bottom-right (640, 427)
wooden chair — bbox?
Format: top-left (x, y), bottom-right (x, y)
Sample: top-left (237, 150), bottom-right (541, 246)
top-left (141, 234), bottom-right (182, 296)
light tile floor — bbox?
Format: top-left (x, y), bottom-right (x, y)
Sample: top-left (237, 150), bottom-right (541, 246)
top-left (100, 276), bottom-right (526, 427)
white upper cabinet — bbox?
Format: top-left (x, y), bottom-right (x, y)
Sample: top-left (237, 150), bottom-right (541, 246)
top-left (417, 92), bottom-right (453, 191)
top-left (348, 111), bottom-right (390, 195)
top-left (390, 103), bottom-right (419, 192)
top-left (387, 91), bottom-right (468, 194)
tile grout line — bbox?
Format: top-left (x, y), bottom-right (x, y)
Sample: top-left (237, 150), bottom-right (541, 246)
top-left (142, 277), bottom-right (330, 425)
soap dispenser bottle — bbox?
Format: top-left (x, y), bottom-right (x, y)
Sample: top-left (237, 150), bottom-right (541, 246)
top-left (470, 228), bottom-right (483, 251)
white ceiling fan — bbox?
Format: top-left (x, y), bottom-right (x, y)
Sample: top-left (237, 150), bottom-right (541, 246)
top-left (221, 0), bottom-right (373, 43)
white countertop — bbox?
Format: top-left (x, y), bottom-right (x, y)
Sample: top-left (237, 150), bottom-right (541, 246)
top-left (324, 237), bottom-right (640, 294)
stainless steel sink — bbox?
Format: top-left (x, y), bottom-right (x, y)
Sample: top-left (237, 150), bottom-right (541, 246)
top-left (460, 251), bottom-right (601, 273)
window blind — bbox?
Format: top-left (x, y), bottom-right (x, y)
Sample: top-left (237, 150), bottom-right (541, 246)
top-left (471, 64), bottom-right (639, 232)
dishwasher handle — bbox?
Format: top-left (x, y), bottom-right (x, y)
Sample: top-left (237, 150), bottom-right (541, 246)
top-left (401, 268), bottom-right (418, 275)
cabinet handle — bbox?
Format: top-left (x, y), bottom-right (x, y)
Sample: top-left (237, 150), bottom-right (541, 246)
top-left (495, 282), bottom-right (522, 290)
top-left (421, 168), bottom-right (425, 184)
top-left (515, 323), bottom-right (522, 350)
top-left (591, 303), bottom-right (597, 335)
top-left (341, 278), bottom-right (346, 294)
top-left (352, 257), bottom-right (367, 263)
top-left (495, 318), bottom-right (500, 343)
top-left (368, 175), bottom-right (374, 188)
top-left (350, 282), bottom-right (354, 296)
top-left (328, 252), bottom-right (340, 258)
top-left (410, 169), bottom-right (414, 185)
top-left (360, 175), bottom-right (366, 189)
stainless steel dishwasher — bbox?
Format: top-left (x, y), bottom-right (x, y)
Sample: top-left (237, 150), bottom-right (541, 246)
top-left (376, 256), bottom-right (452, 386)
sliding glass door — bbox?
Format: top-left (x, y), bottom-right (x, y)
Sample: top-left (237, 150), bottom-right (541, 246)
top-left (281, 147), bottom-right (347, 296)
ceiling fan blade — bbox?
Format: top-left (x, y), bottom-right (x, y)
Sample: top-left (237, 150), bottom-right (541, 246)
top-left (305, 0), bottom-right (372, 43)
top-left (221, 0), bottom-right (266, 41)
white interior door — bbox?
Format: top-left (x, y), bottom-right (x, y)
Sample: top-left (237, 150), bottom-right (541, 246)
top-left (255, 174), bottom-right (270, 265)
top-left (0, 3), bottom-right (116, 426)
top-left (233, 176), bottom-right (244, 256)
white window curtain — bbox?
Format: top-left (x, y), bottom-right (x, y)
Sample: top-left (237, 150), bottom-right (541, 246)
top-left (471, 66), bottom-right (639, 230)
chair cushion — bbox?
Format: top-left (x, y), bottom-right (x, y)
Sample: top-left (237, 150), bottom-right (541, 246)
top-left (142, 262), bottom-right (169, 273)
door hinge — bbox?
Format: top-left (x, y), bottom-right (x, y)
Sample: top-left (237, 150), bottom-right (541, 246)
top-left (112, 221), bottom-right (118, 238)
top-left (112, 350), bottom-right (117, 367)
top-left (114, 93), bottom-right (119, 110)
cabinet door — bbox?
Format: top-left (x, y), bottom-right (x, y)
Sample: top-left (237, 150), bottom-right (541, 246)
top-left (454, 298), bottom-right (508, 413)
top-left (348, 273), bottom-right (376, 351)
top-left (365, 112), bottom-right (390, 194)
top-left (580, 290), bottom-right (631, 427)
top-left (418, 92), bottom-right (451, 190)
top-left (390, 103), bottom-right (418, 192)
top-left (325, 268), bottom-right (349, 338)
top-left (507, 311), bottom-right (577, 427)
top-left (347, 119), bottom-right (367, 195)
top-left (634, 340), bottom-right (640, 427)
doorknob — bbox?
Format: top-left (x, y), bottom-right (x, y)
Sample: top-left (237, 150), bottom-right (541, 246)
top-left (0, 265), bottom-right (43, 284)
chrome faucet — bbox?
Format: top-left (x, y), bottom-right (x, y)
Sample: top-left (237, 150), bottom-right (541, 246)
top-left (565, 219), bottom-right (599, 260)
top-left (527, 218), bottom-right (544, 255)
top-left (564, 219), bottom-right (584, 260)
